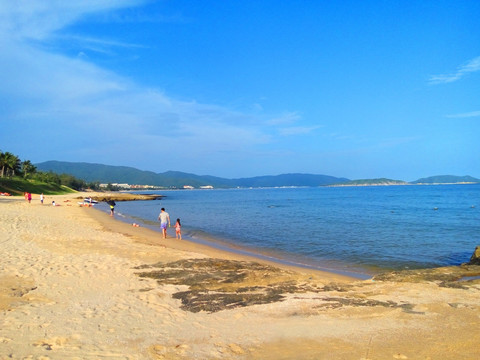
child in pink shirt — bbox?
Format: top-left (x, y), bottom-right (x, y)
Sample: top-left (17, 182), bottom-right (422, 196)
top-left (175, 218), bottom-right (182, 240)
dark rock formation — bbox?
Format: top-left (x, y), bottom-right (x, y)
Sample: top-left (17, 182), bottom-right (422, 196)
top-left (135, 259), bottom-right (422, 314)
top-left (373, 265), bottom-right (480, 289)
top-left (467, 246), bottom-right (480, 265)
top-left (134, 257), bottom-right (480, 314)
top-left (135, 258), bottom-right (316, 313)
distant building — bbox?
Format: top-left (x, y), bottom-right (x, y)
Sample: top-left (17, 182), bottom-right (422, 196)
top-left (99, 183), bottom-right (131, 189)
top-left (99, 183), bottom-right (166, 190)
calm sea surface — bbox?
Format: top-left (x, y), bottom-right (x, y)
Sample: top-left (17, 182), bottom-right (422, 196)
top-left (96, 185), bottom-right (479, 277)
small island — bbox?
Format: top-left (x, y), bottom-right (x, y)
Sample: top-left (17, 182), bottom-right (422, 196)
top-left (328, 178), bottom-right (409, 187)
top-left (329, 175), bottom-right (480, 187)
top-left (411, 175), bottom-right (480, 185)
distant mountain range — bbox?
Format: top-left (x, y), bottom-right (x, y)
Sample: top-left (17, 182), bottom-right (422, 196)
top-left (35, 161), bottom-right (480, 188)
top-left (35, 161), bottom-right (349, 188)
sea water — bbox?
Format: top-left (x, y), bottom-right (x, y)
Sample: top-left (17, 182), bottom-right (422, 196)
top-left (96, 184), bottom-right (479, 277)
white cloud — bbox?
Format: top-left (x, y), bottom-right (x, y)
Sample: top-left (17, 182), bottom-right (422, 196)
top-left (429, 56), bottom-right (480, 84)
top-left (267, 112), bottom-right (301, 125)
top-left (278, 125), bottom-right (322, 136)
top-left (377, 136), bottom-right (419, 148)
top-left (445, 110), bottom-right (480, 118)
top-left (265, 112), bottom-right (324, 137)
top-left (56, 34), bottom-right (147, 52)
top-left (0, 0), bottom-right (317, 176)
top-left (0, 0), bottom-right (142, 40)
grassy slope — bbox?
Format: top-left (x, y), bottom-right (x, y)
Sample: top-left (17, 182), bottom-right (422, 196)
top-left (0, 177), bottom-right (76, 196)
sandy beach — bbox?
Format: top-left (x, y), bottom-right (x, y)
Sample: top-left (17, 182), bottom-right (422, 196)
top-left (1, 193), bottom-right (480, 359)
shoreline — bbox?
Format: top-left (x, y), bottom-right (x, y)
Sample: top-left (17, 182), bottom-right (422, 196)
top-left (93, 203), bottom-right (372, 280)
top-left (1, 192), bottom-right (480, 359)
top-left (111, 185), bottom-right (479, 274)
top-left (86, 198), bottom-right (357, 282)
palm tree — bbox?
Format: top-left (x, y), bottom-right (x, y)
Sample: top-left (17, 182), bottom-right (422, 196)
top-left (4, 152), bottom-right (21, 177)
top-left (21, 160), bottom-right (36, 178)
top-left (0, 150), bottom-right (6, 178)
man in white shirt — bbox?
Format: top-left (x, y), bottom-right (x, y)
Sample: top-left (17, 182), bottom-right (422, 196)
top-left (158, 208), bottom-right (171, 239)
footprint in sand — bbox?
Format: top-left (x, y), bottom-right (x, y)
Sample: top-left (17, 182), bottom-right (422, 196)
top-left (33, 336), bottom-right (69, 350)
top-left (0, 337), bottom-right (12, 343)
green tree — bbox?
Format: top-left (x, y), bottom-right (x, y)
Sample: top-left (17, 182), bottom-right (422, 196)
top-left (21, 160), bottom-right (37, 178)
top-left (106, 183), bottom-right (119, 191)
top-left (59, 173), bottom-right (86, 191)
top-left (0, 150), bottom-right (5, 178)
top-left (3, 152), bottom-right (20, 177)
top-left (33, 171), bottom-right (61, 185)
top-left (87, 181), bottom-right (101, 191)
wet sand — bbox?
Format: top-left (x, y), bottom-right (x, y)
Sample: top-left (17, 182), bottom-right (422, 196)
top-left (1, 192), bottom-right (479, 359)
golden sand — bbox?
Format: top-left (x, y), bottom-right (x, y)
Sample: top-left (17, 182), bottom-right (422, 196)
top-left (1, 193), bottom-right (479, 359)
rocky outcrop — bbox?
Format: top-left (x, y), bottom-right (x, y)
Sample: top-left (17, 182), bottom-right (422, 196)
top-left (467, 246), bottom-right (480, 265)
top-left (135, 259), bottom-right (312, 313)
top-left (77, 193), bottom-right (163, 202)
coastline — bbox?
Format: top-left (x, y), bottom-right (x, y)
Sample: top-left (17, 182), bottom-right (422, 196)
top-left (86, 198), bottom-right (354, 282)
top-left (97, 185), bottom-right (478, 275)
top-left (92, 200), bottom-right (372, 280)
top-left (1, 192), bottom-right (480, 359)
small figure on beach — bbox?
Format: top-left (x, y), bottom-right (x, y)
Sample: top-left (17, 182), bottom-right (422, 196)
top-left (27, 192), bottom-right (32, 203)
top-left (40, 193), bottom-right (44, 204)
top-left (106, 200), bottom-right (116, 216)
top-left (52, 201), bottom-right (56, 206)
top-left (158, 208), bottom-right (171, 239)
top-left (175, 218), bottom-right (182, 240)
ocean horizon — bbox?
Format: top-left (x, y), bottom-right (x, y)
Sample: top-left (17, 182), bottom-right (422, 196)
top-left (95, 184), bottom-right (479, 278)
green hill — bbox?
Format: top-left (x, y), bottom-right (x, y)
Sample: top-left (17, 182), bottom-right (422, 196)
top-left (411, 175), bottom-right (480, 184)
top-left (329, 178), bottom-right (408, 186)
top-left (0, 177), bottom-right (75, 196)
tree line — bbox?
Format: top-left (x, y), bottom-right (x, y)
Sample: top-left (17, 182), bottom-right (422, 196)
top-left (0, 150), bottom-right (100, 191)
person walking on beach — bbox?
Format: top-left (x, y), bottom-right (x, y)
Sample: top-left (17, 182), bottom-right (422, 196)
top-left (109, 203), bottom-right (115, 216)
top-left (174, 218), bottom-right (182, 240)
top-left (158, 208), bottom-right (170, 239)
top-left (106, 200), bottom-right (116, 217)
top-left (40, 193), bottom-right (44, 204)
top-left (27, 193), bottom-right (32, 203)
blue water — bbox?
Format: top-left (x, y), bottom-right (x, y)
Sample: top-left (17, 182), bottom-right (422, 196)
top-left (96, 184), bottom-right (479, 277)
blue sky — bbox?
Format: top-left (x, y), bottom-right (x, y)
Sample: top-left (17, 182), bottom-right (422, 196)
top-left (1, 0), bottom-right (479, 181)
